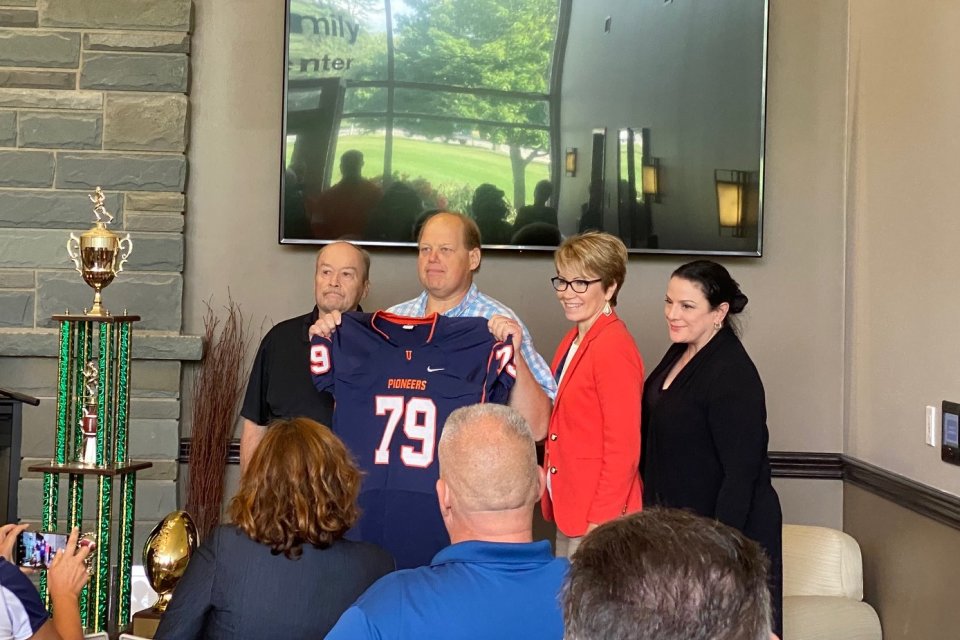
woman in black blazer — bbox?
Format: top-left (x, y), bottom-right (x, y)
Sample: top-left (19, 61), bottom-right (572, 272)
top-left (155, 418), bottom-right (394, 640)
top-left (641, 260), bottom-right (782, 638)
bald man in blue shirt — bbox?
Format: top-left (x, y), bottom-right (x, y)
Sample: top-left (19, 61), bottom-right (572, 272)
top-left (326, 404), bottom-right (568, 640)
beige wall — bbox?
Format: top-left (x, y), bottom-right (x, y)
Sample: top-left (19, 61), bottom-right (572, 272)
top-left (843, 4), bottom-right (960, 633)
top-left (844, 0), bottom-right (960, 495)
top-left (845, 485), bottom-right (960, 639)
top-left (774, 478), bottom-right (843, 527)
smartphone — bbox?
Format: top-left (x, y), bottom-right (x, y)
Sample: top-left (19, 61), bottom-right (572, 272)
top-left (15, 530), bottom-right (70, 570)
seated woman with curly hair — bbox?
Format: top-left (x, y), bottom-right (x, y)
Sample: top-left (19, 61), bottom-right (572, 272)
top-left (155, 418), bottom-right (394, 640)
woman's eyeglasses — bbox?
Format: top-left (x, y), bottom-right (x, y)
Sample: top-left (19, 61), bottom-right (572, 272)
top-left (551, 277), bottom-right (602, 293)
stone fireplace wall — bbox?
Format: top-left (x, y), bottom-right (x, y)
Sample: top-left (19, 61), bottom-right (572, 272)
top-left (0, 0), bottom-right (199, 551)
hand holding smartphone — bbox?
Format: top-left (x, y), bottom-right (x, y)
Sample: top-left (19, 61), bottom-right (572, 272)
top-left (15, 530), bottom-right (71, 569)
top-left (13, 529), bottom-right (96, 570)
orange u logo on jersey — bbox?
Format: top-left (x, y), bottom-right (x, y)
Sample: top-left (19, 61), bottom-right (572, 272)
top-left (405, 349), bottom-right (413, 361)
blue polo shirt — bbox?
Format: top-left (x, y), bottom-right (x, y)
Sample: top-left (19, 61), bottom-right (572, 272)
top-left (326, 540), bottom-right (568, 640)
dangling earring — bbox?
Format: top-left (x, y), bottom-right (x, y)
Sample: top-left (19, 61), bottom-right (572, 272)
top-left (603, 302), bottom-right (612, 316)
top-left (713, 320), bottom-right (722, 330)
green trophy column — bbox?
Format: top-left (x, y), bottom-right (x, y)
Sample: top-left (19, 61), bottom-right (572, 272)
top-left (115, 320), bottom-right (136, 627)
top-left (91, 322), bottom-right (112, 631)
top-left (67, 320), bottom-right (90, 628)
top-left (41, 319), bottom-right (73, 603)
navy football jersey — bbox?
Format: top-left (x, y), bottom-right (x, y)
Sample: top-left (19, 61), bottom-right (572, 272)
top-left (311, 311), bottom-right (517, 568)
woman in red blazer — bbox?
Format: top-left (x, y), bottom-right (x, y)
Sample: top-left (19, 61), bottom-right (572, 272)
top-left (541, 232), bottom-right (644, 557)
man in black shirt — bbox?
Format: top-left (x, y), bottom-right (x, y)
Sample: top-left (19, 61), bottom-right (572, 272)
top-left (239, 241), bottom-right (371, 470)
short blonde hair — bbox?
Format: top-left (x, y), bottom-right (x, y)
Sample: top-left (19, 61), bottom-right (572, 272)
top-left (554, 231), bottom-right (628, 306)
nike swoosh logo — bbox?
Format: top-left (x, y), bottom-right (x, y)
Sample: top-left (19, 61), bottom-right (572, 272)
top-left (427, 366), bottom-right (445, 373)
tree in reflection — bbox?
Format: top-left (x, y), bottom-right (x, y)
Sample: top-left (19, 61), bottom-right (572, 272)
top-left (390, 0), bottom-right (557, 209)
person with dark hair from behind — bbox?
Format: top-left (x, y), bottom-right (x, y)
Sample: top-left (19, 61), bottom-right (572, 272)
top-left (511, 221), bottom-right (562, 246)
top-left (282, 163), bottom-right (310, 239)
top-left (326, 404), bottom-right (568, 640)
top-left (410, 208), bottom-right (442, 244)
top-left (155, 418), bottom-right (394, 640)
top-left (470, 183), bottom-right (513, 245)
top-left (578, 180), bottom-right (603, 233)
top-left (307, 149), bottom-right (383, 239)
top-left (0, 524), bottom-right (92, 640)
top-left (364, 181), bottom-right (423, 242)
top-left (514, 179), bottom-right (558, 232)
top-left (641, 259), bottom-right (782, 637)
top-left (563, 508), bottom-right (778, 640)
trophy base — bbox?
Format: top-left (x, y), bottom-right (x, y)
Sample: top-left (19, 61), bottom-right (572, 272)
top-left (130, 608), bottom-right (162, 638)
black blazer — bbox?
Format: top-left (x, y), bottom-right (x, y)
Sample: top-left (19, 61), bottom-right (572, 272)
top-left (641, 328), bottom-right (781, 546)
top-left (641, 327), bottom-right (782, 637)
top-left (154, 525), bottom-right (394, 640)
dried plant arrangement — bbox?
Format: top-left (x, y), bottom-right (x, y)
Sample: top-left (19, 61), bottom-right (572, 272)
top-left (185, 296), bottom-right (250, 539)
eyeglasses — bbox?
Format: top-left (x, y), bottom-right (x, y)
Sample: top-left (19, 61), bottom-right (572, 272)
top-left (551, 277), bottom-right (602, 293)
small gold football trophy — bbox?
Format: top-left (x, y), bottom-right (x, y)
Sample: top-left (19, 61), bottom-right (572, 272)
top-left (131, 511), bottom-right (200, 638)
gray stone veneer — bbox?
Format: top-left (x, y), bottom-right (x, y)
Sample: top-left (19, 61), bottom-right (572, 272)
top-left (0, 0), bottom-right (195, 546)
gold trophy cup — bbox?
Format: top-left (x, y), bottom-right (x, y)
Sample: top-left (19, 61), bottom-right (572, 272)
top-left (66, 187), bottom-right (132, 317)
top-left (132, 510), bottom-right (200, 637)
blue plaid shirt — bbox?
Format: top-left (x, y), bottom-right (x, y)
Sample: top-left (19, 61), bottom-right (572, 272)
top-left (389, 284), bottom-right (557, 399)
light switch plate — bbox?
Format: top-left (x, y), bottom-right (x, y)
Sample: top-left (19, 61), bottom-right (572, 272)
top-left (926, 405), bottom-right (937, 446)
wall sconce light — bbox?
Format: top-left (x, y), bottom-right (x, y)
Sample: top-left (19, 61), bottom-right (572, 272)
top-left (642, 157), bottom-right (661, 203)
top-left (565, 148), bottom-right (577, 177)
top-left (715, 169), bottom-right (758, 238)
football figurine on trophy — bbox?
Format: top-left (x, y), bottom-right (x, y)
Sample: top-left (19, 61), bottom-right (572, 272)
top-left (79, 361), bottom-right (99, 466)
top-left (132, 511), bottom-right (200, 637)
top-left (66, 187), bottom-right (133, 317)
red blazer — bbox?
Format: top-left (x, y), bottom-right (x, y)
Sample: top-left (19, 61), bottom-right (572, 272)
top-left (541, 311), bottom-right (644, 537)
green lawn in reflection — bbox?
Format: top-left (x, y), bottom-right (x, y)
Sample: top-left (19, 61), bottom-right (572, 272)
top-left (287, 134), bottom-right (550, 210)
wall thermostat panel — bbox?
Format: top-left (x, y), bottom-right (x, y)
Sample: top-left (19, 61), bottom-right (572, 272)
top-left (942, 401), bottom-right (960, 466)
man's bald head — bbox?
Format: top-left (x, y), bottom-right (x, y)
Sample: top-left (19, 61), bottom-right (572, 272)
top-left (314, 241), bottom-right (370, 313)
top-left (439, 404), bottom-right (540, 512)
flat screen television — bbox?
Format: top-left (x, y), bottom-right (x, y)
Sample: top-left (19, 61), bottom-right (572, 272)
top-left (279, 0), bottom-right (768, 256)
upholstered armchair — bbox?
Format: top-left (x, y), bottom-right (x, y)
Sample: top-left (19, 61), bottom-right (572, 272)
top-left (782, 524), bottom-right (882, 640)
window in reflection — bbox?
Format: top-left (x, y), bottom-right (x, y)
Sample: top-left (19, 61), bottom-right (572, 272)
top-left (281, 0), bottom-right (560, 246)
top-left (577, 127), bottom-right (606, 235)
top-left (343, 86), bottom-right (387, 114)
top-left (616, 127), bottom-right (656, 249)
top-left (287, 1), bottom-right (388, 81)
top-left (393, 90), bottom-right (550, 127)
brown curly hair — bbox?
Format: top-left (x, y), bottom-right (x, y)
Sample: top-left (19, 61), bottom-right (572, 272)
top-left (228, 418), bottom-right (362, 559)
